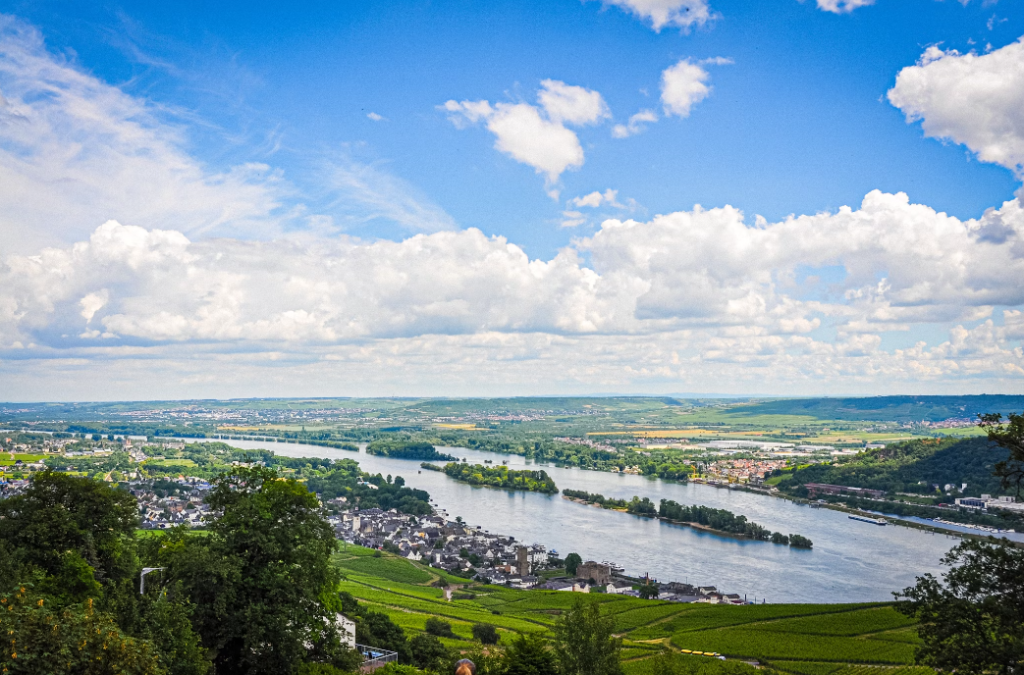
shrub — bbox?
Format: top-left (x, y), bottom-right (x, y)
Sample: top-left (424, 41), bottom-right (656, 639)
top-left (472, 623), bottom-right (500, 644)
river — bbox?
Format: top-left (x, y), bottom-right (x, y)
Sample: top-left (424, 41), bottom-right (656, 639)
top-left (198, 439), bottom-right (998, 604)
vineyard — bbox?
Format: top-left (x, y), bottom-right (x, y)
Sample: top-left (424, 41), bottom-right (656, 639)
top-left (332, 546), bottom-right (934, 673)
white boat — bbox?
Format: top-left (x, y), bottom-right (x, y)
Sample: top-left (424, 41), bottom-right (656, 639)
top-left (848, 514), bottom-right (887, 526)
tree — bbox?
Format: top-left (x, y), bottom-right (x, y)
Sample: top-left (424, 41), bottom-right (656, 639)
top-left (553, 597), bottom-right (623, 675)
top-left (638, 581), bottom-right (659, 600)
top-left (0, 589), bottom-right (163, 675)
top-left (409, 633), bottom-right (449, 671)
top-left (895, 539), bottom-right (1024, 675)
top-left (0, 470), bottom-right (139, 599)
top-left (159, 467), bottom-right (348, 675)
top-left (471, 622), bottom-right (499, 644)
top-left (425, 616), bottom-right (455, 638)
top-left (564, 552), bottom-right (583, 576)
top-left (502, 633), bottom-right (556, 675)
top-left (979, 412), bottom-right (1024, 496)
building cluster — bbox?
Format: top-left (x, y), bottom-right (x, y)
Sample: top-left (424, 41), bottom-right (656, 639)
top-left (955, 494), bottom-right (1024, 514)
top-left (129, 477), bottom-right (214, 529)
top-left (331, 505), bottom-right (752, 603)
top-left (704, 458), bottom-right (788, 484)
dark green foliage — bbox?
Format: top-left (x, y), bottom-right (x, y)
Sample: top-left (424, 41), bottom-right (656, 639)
top-left (563, 489), bottom-right (628, 508)
top-left (980, 411), bottom-right (1024, 496)
top-left (502, 633), bottom-right (557, 675)
top-left (366, 440), bottom-right (456, 461)
top-left (638, 581), bottom-right (659, 600)
top-left (781, 437), bottom-right (1009, 496)
top-left (553, 597), bottom-right (623, 675)
top-left (627, 496), bottom-right (658, 516)
top-left (659, 500), bottom-right (780, 542)
top-left (0, 589), bottom-right (164, 675)
top-left (306, 459), bottom-right (432, 515)
top-left (472, 622), bottom-right (500, 644)
top-left (0, 470), bottom-right (139, 597)
top-left (409, 632), bottom-right (449, 671)
top-left (440, 462), bottom-right (559, 493)
top-left (424, 616), bottom-right (455, 637)
top-left (564, 553), bottom-right (583, 576)
top-left (788, 534), bottom-right (813, 549)
top-left (895, 539), bottom-right (1024, 675)
top-left (771, 532), bottom-right (790, 545)
top-left (156, 466), bottom-right (349, 675)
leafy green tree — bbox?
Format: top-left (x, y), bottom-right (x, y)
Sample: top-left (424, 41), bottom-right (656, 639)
top-left (0, 470), bottom-right (139, 598)
top-left (425, 616), bottom-right (455, 637)
top-left (638, 581), bottom-right (659, 600)
top-left (553, 597), bottom-right (623, 675)
top-left (159, 467), bottom-right (347, 675)
top-left (356, 610), bottom-right (411, 663)
top-left (409, 632), bottom-right (449, 671)
top-left (895, 539), bottom-right (1024, 675)
top-left (471, 622), bottom-right (500, 645)
top-left (0, 588), bottom-right (163, 675)
top-left (979, 412), bottom-right (1024, 496)
top-left (564, 553), bottom-right (583, 576)
top-left (502, 633), bottom-right (556, 675)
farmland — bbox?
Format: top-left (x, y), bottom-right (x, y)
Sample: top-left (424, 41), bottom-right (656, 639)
top-left (333, 545), bottom-right (929, 674)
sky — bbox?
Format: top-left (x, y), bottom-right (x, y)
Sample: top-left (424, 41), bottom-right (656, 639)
top-left (0, 0), bottom-right (1023, 401)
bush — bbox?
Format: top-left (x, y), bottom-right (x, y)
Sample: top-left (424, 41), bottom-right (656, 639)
top-left (472, 623), bottom-right (500, 644)
top-left (410, 633), bottom-right (450, 671)
top-left (424, 616), bottom-right (455, 638)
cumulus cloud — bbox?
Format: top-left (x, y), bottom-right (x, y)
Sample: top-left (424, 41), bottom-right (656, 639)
top-left (443, 80), bottom-right (609, 191)
top-left (814, 0), bottom-right (874, 13)
top-left (366, 112), bottom-right (385, 121)
top-left (612, 109), bottom-right (658, 138)
top-left (2, 191), bottom-right (1022, 392)
top-left (661, 58), bottom-right (718, 118)
top-left (596, 0), bottom-right (714, 32)
top-left (888, 38), bottom-right (1024, 174)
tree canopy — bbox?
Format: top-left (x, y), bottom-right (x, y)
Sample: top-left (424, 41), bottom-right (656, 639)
top-left (895, 538), bottom-right (1024, 675)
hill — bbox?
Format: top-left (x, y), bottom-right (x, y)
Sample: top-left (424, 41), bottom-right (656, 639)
top-left (729, 396), bottom-right (1024, 423)
top-left (776, 437), bottom-right (1008, 496)
top-left (330, 544), bottom-right (929, 674)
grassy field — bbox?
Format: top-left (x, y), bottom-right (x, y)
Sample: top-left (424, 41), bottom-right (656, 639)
top-left (332, 546), bottom-right (929, 673)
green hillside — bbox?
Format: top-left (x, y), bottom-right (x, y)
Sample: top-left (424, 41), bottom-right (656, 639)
top-left (730, 396), bottom-right (1024, 423)
top-left (333, 545), bottom-right (928, 674)
top-left (777, 437), bottom-right (1008, 496)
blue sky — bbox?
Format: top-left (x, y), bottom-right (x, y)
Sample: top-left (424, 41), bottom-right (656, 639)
top-left (0, 0), bottom-right (1023, 399)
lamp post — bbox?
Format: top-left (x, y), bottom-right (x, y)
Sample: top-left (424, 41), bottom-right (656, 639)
top-left (140, 567), bottom-right (164, 595)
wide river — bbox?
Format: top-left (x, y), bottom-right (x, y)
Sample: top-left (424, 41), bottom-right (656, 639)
top-left (203, 439), bottom-right (988, 603)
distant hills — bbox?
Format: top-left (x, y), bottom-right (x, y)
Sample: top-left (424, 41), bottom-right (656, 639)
top-left (727, 395), bottom-right (1024, 422)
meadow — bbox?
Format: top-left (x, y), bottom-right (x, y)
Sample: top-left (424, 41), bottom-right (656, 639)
top-left (332, 546), bottom-right (928, 674)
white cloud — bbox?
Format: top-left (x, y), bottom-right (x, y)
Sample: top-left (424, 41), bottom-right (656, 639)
top-left (888, 38), bottom-right (1024, 174)
top-left (0, 15), bottom-right (290, 253)
top-left (596, 0), bottom-right (713, 32)
top-left (661, 59), bottom-right (712, 118)
top-left (366, 112), bottom-right (385, 121)
top-left (536, 79), bottom-right (610, 125)
top-left (815, 0), bottom-right (874, 13)
top-left (2, 190), bottom-right (1022, 393)
top-left (443, 80), bottom-right (609, 189)
top-left (569, 189), bottom-right (625, 208)
top-left (0, 14), bottom-right (456, 253)
top-left (612, 109), bottom-right (658, 138)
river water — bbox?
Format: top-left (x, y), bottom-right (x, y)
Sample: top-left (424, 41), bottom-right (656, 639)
top-left (200, 439), bottom-right (989, 603)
